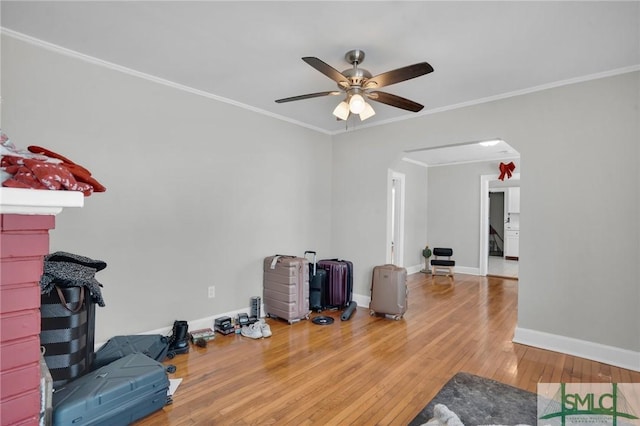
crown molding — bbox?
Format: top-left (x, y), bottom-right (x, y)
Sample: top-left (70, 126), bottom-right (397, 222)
top-left (0, 28), bottom-right (333, 136)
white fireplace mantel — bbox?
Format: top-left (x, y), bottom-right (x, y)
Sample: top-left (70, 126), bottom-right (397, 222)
top-left (0, 187), bottom-right (84, 215)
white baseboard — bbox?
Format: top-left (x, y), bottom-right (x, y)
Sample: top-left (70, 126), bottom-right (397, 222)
top-left (96, 297), bottom-right (374, 350)
top-left (513, 327), bottom-right (640, 372)
top-left (454, 266), bottom-right (481, 276)
top-left (407, 264), bottom-right (480, 276)
top-left (95, 305), bottom-right (256, 350)
top-left (352, 292), bottom-right (371, 309)
top-left (406, 264), bottom-right (424, 275)
top-left (410, 265), bottom-right (480, 276)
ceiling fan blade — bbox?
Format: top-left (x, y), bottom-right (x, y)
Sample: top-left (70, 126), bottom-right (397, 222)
top-left (275, 91), bottom-right (341, 103)
top-left (302, 57), bottom-right (350, 87)
top-left (367, 91), bottom-right (424, 112)
top-left (363, 62), bottom-right (434, 89)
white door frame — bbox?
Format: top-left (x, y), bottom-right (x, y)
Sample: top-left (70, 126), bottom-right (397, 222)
top-left (479, 173), bottom-right (520, 275)
top-left (386, 170), bottom-right (406, 266)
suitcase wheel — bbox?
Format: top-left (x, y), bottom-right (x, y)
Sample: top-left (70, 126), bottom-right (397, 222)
top-left (369, 310), bottom-right (376, 316)
top-left (166, 364), bottom-right (177, 374)
top-left (167, 351), bottom-right (176, 359)
top-left (393, 315), bottom-right (402, 321)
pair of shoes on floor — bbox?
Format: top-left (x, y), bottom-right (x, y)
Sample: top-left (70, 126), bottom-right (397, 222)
top-left (241, 319), bottom-right (272, 339)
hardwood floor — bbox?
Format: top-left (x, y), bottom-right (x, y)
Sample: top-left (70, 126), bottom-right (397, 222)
top-left (137, 273), bottom-right (640, 425)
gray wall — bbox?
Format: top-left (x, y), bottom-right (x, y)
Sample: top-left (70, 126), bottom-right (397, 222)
top-left (331, 72), bottom-right (639, 353)
top-left (2, 33), bottom-right (638, 357)
top-left (1, 35), bottom-right (333, 342)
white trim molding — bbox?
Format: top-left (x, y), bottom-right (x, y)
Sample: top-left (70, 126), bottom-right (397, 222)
top-left (405, 264), bottom-right (423, 275)
top-left (0, 28), bottom-right (332, 136)
top-left (452, 266), bottom-right (481, 276)
top-left (513, 327), bottom-right (640, 372)
top-left (352, 293), bottom-right (371, 309)
top-left (408, 263), bottom-right (479, 276)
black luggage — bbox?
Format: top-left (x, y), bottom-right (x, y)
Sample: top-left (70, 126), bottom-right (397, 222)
top-left (40, 285), bottom-right (96, 388)
top-left (52, 352), bottom-right (169, 426)
top-left (304, 251), bottom-right (328, 312)
top-left (93, 335), bottom-right (171, 370)
top-left (317, 259), bottom-right (353, 309)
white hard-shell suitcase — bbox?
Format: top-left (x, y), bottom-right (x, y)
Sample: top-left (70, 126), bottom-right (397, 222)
top-left (369, 264), bottom-right (408, 320)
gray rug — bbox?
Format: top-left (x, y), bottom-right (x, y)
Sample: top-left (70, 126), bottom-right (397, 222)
top-left (408, 372), bottom-right (538, 425)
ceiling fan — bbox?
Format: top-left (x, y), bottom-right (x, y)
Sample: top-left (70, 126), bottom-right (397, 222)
top-left (275, 49), bottom-right (434, 121)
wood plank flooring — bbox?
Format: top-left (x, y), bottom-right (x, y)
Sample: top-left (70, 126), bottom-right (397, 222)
top-left (136, 273), bottom-right (640, 425)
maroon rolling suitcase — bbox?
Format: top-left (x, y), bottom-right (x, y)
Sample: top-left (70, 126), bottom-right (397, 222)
top-left (317, 259), bottom-right (353, 309)
top-left (263, 255), bottom-right (310, 324)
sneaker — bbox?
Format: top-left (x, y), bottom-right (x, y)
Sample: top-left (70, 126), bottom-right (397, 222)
top-left (259, 319), bottom-right (272, 338)
top-left (241, 322), bottom-right (262, 339)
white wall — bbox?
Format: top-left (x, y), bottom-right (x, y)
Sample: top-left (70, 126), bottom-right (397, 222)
top-left (1, 35), bottom-right (333, 342)
top-left (331, 72), bottom-right (639, 361)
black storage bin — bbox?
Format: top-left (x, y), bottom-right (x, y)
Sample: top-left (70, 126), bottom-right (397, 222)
top-left (40, 285), bottom-right (95, 388)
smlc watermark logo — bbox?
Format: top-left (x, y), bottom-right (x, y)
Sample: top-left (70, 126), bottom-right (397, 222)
top-left (538, 383), bottom-right (640, 426)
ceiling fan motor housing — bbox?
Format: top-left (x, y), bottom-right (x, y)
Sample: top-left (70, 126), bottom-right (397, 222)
top-left (341, 68), bottom-right (372, 88)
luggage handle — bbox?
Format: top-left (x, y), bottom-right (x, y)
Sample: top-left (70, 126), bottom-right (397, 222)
top-left (304, 251), bottom-right (317, 275)
top-left (270, 254), bottom-right (298, 270)
top-left (55, 285), bottom-right (86, 313)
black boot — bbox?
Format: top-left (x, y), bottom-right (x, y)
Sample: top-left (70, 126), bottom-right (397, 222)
top-left (167, 320), bottom-right (189, 355)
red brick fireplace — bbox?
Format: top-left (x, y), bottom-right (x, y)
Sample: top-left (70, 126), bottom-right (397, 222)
top-left (0, 188), bottom-right (83, 426)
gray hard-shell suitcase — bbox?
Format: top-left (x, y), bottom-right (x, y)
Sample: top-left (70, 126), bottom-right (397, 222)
top-left (369, 264), bottom-right (408, 320)
top-left (52, 352), bottom-right (169, 425)
top-left (263, 255), bottom-right (310, 324)
top-left (92, 335), bottom-right (171, 370)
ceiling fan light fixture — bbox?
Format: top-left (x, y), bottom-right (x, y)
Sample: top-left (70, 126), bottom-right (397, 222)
top-left (333, 101), bottom-right (350, 120)
top-left (359, 102), bottom-right (376, 121)
top-left (349, 94), bottom-right (366, 114)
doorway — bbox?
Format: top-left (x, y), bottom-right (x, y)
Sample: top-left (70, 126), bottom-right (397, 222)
top-left (480, 174), bottom-right (520, 278)
top-left (387, 170), bottom-right (405, 266)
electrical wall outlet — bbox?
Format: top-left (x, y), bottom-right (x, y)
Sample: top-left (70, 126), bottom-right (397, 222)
top-left (208, 286), bottom-right (215, 298)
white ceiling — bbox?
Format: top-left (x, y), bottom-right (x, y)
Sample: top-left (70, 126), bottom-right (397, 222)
top-left (1, 1), bottom-right (639, 139)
